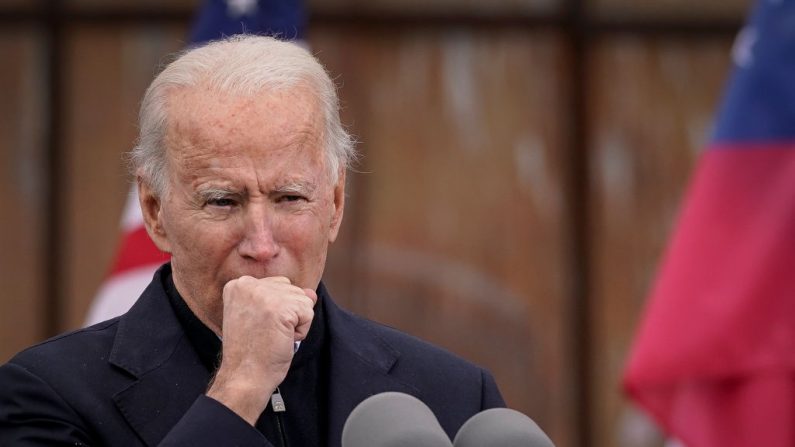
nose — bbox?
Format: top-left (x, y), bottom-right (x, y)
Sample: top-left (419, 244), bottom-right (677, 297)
top-left (237, 203), bottom-right (280, 262)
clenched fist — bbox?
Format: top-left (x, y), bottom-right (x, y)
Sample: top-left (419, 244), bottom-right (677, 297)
top-left (206, 276), bottom-right (317, 425)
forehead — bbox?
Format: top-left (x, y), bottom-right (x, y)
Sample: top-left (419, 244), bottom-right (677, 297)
top-left (164, 84), bottom-right (325, 168)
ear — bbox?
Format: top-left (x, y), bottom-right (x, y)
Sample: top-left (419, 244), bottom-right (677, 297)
top-left (328, 169), bottom-right (346, 244)
top-left (137, 178), bottom-right (173, 254)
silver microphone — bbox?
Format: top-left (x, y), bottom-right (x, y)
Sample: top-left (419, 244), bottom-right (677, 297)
top-left (453, 408), bottom-right (555, 447)
top-left (342, 392), bottom-right (453, 447)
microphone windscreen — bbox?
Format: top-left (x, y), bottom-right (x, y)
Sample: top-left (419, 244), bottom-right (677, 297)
top-left (342, 392), bottom-right (453, 447)
top-left (453, 408), bottom-right (555, 447)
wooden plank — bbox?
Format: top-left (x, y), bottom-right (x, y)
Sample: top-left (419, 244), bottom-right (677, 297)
top-left (312, 28), bottom-right (575, 446)
top-left (311, 0), bottom-right (561, 15)
top-left (66, 0), bottom-right (560, 16)
top-left (66, 0), bottom-right (199, 11)
top-left (0, 0), bottom-right (39, 10)
top-left (586, 35), bottom-right (734, 447)
top-left (59, 24), bottom-right (186, 331)
top-left (587, 0), bottom-right (751, 22)
top-left (0, 29), bottom-right (47, 362)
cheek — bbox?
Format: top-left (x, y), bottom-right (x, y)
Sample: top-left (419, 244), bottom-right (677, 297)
top-left (167, 214), bottom-right (242, 265)
top-left (275, 212), bottom-right (330, 253)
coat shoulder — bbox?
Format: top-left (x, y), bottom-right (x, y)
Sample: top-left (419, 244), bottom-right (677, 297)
top-left (8, 318), bottom-right (121, 374)
top-left (356, 315), bottom-right (480, 371)
top-left (334, 307), bottom-right (501, 402)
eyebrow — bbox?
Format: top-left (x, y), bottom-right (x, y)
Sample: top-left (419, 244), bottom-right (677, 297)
top-left (196, 187), bottom-right (240, 201)
top-left (273, 181), bottom-right (316, 196)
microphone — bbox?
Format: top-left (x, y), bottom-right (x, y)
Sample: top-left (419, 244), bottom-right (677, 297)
top-left (453, 408), bottom-right (555, 447)
top-left (342, 392), bottom-right (453, 447)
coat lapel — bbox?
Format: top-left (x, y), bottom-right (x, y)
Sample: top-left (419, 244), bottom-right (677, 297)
top-left (108, 269), bottom-right (211, 446)
top-left (322, 290), bottom-right (419, 447)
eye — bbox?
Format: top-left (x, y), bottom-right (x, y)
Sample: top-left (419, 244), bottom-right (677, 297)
top-left (207, 197), bottom-right (237, 208)
top-left (279, 195), bottom-right (305, 203)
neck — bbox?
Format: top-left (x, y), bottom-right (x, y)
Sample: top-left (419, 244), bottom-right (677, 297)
top-left (171, 270), bottom-right (224, 336)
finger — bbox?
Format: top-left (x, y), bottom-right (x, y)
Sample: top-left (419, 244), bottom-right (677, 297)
top-left (291, 293), bottom-right (316, 311)
top-left (232, 275), bottom-right (257, 285)
top-left (302, 288), bottom-right (318, 305)
top-left (294, 306), bottom-right (314, 340)
top-left (268, 276), bottom-right (292, 284)
top-left (294, 316), bottom-right (314, 341)
top-left (294, 327), bottom-right (311, 342)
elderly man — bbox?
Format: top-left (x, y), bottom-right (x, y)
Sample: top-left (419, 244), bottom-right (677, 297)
top-left (0, 36), bottom-right (504, 446)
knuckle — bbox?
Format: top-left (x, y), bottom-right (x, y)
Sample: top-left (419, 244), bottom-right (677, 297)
top-left (222, 279), bottom-right (238, 294)
top-left (238, 275), bottom-right (256, 284)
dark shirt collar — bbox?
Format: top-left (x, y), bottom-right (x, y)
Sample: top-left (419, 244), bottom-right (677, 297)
top-left (161, 264), bottom-right (327, 373)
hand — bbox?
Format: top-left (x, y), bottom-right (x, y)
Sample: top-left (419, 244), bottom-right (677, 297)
top-left (206, 276), bottom-right (317, 425)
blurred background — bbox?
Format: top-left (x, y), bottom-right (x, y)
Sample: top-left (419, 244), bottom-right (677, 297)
top-left (0, 0), bottom-right (754, 446)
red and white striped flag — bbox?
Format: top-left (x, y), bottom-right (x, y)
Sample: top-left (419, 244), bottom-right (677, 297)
top-left (84, 188), bottom-right (169, 325)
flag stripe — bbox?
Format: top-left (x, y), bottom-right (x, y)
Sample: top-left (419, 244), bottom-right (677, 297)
top-left (109, 226), bottom-right (170, 277)
top-left (625, 147), bottom-right (795, 383)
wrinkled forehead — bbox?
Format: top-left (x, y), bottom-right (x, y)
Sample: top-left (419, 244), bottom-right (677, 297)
top-left (163, 83), bottom-right (326, 167)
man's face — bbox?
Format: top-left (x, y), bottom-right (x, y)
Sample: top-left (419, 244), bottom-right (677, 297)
top-left (139, 84), bottom-right (345, 331)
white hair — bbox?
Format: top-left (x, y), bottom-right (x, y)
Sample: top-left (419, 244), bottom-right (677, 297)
top-left (129, 35), bottom-right (356, 196)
